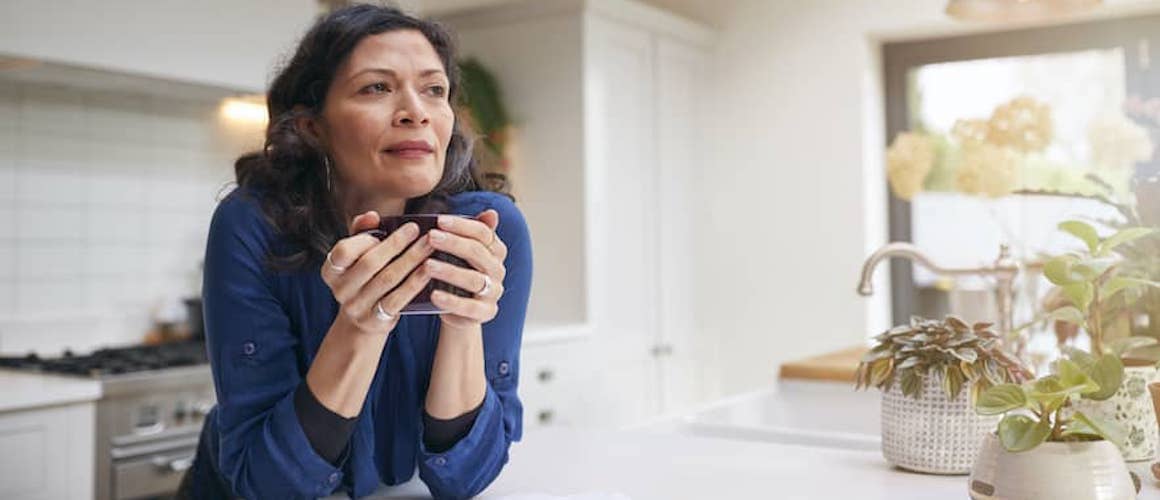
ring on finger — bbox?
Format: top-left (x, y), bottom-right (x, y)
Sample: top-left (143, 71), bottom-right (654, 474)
top-left (374, 300), bottom-right (394, 322)
top-left (326, 250), bottom-right (347, 273)
top-left (476, 274), bottom-right (493, 298)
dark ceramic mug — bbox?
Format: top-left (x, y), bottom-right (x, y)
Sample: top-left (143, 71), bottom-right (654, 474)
top-left (359, 214), bottom-right (474, 314)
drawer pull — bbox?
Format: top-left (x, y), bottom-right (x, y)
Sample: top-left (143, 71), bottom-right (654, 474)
top-left (537, 409), bottom-right (555, 424)
top-left (151, 453), bottom-right (195, 473)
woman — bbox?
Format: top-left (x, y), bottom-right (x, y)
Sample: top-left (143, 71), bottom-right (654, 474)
top-left (180, 5), bottom-right (532, 499)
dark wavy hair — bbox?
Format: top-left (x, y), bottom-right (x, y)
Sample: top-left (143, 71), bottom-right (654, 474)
top-left (234, 4), bottom-right (493, 272)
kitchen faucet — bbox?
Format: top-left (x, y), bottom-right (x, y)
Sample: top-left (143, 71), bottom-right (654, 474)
top-left (857, 243), bottom-right (1024, 348)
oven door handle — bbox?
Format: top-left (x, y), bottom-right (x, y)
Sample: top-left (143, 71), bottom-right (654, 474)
top-left (151, 452), bottom-right (195, 473)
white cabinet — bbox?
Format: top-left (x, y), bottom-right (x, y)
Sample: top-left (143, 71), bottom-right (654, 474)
top-left (652, 34), bottom-right (721, 412)
top-left (0, 402), bottom-right (95, 500)
top-left (0, 0), bottom-right (318, 91)
top-left (446, 0), bottom-right (715, 428)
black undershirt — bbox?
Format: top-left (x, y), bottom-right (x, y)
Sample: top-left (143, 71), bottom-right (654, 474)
top-left (293, 382), bottom-right (482, 464)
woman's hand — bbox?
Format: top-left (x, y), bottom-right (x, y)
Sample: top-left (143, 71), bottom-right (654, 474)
top-left (426, 209), bottom-right (508, 330)
top-left (321, 211), bottom-right (435, 334)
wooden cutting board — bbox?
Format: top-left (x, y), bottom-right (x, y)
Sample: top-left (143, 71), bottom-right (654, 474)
top-left (778, 346), bottom-right (868, 383)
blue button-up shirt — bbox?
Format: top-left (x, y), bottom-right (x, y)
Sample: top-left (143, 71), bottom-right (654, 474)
top-left (200, 187), bottom-right (531, 499)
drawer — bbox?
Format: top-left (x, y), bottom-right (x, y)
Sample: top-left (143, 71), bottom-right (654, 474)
top-left (113, 447), bottom-right (195, 500)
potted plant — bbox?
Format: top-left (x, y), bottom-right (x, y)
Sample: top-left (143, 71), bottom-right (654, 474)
top-left (1042, 219), bottom-right (1160, 461)
top-left (969, 356), bottom-right (1138, 499)
top-left (856, 315), bottom-right (1031, 474)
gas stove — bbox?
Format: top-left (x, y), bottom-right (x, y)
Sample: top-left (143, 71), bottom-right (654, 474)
top-left (0, 340), bottom-right (217, 500)
top-left (0, 340), bottom-right (209, 378)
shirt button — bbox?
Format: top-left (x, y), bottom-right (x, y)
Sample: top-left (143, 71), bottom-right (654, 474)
top-left (433, 456), bottom-right (447, 466)
top-left (498, 361), bottom-right (510, 375)
top-left (242, 342), bottom-right (256, 355)
top-left (328, 472), bottom-right (340, 484)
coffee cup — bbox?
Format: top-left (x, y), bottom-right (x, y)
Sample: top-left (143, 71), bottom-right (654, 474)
top-left (360, 214), bottom-right (473, 315)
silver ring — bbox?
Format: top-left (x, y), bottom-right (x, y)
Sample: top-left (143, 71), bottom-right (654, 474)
top-left (476, 274), bottom-right (492, 297)
top-left (326, 250), bottom-right (346, 273)
top-left (374, 301), bottom-right (394, 322)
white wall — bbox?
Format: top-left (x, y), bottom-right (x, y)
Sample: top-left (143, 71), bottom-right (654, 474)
top-left (0, 78), bottom-right (261, 354)
top-left (0, 0), bottom-right (319, 92)
top-left (700, 0), bottom-right (1160, 395)
top-left (446, 9), bottom-right (589, 329)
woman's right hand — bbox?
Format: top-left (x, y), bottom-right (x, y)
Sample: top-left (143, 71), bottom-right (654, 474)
top-left (321, 211), bottom-right (435, 334)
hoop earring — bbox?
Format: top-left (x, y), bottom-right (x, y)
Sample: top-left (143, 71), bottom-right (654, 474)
top-left (323, 155), bottom-right (333, 192)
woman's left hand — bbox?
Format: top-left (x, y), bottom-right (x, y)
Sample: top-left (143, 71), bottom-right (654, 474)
top-left (425, 209), bottom-right (507, 330)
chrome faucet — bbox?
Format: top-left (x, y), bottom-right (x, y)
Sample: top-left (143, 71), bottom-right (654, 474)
top-left (857, 243), bottom-right (1021, 345)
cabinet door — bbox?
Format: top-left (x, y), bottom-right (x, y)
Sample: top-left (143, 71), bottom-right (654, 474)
top-left (654, 35), bottom-right (718, 413)
top-left (583, 15), bottom-right (663, 420)
top-left (0, 403), bottom-right (95, 500)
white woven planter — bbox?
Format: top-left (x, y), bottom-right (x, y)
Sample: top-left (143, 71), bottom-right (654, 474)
top-left (881, 374), bottom-right (999, 474)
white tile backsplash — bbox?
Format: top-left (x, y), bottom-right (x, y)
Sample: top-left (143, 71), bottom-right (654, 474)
top-left (16, 206), bottom-right (81, 241)
top-left (15, 280), bottom-right (73, 314)
top-left (89, 172), bottom-right (146, 207)
top-left (0, 207), bottom-right (12, 240)
top-left (0, 167), bottom-right (14, 201)
top-left (19, 133), bottom-right (92, 170)
top-left (0, 78), bottom-right (261, 354)
top-left (0, 245), bottom-right (13, 280)
top-left (84, 245), bottom-right (135, 276)
top-left (86, 92), bottom-right (155, 145)
top-left (86, 208), bottom-right (145, 245)
top-left (16, 167), bottom-right (90, 205)
top-left (20, 85), bottom-right (89, 138)
top-left (17, 244), bottom-right (84, 279)
top-left (0, 284), bottom-right (13, 316)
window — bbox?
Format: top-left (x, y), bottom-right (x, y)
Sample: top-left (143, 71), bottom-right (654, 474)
top-left (882, 14), bottom-right (1160, 329)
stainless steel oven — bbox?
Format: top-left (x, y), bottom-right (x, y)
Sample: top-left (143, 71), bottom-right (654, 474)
top-left (98, 365), bottom-right (215, 500)
top-left (0, 341), bottom-right (215, 500)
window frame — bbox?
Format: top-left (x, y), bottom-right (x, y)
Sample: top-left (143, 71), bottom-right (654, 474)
top-left (882, 14), bottom-right (1160, 325)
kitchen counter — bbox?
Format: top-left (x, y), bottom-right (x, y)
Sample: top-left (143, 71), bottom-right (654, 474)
top-left (0, 369), bottom-right (102, 413)
top-left (681, 380), bottom-right (1160, 497)
top-left (341, 427), bottom-right (966, 499)
top-left (334, 377), bottom-right (1160, 499)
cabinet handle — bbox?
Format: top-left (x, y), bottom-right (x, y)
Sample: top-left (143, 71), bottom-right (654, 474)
top-left (650, 344), bottom-right (674, 357)
top-left (538, 409), bottom-right (555, 424)
top-left (537, 369), bottom-right (554, 382)
top-left (152, 453), bottom-right (195, 473)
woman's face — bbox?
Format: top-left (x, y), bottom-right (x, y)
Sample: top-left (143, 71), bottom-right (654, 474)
top-left (315, 30), bottom-right (454, 200)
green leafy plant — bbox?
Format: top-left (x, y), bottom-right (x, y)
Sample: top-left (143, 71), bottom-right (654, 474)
top-left (1043, 219), bottom-right (1160, 360)
top-left (975, 353), bottom-right (1126, 452)
top-left (856, 316), bottom-right (1032, 404)
top-left (457, 58), bottom-right (514, 194)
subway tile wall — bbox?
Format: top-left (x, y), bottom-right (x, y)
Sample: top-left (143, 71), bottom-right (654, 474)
top-left (0, 79), bottom-right (262, 355)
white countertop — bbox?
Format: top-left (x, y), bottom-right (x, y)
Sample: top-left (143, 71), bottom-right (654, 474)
top-left (357, 379), bottom-right (1159, 499)
top-left (357, 427), bottom-right (966, 499)
top-left (0, 370), bottom-right (102, 413)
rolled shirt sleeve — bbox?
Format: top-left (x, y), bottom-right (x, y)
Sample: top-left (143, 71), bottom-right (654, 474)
top-left (202, 192), bottom-right (350, 499)
top-left (417, 194), bottom-right (533, 499)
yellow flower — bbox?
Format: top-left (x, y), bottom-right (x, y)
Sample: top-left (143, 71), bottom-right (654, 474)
top-left (951, 119), bottom-right (991, 147)
top-left (886, 132), bottom-right (935, 200)
top-left (1088, 111), bottom-right (1154, 170)
top-left (955, 143), bottom-right (1018, 198)
top-left (987, 96), bottom-right (1053, 153)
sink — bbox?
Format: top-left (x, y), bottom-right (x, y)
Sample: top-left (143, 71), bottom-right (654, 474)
top-left (682, 380), bottom-right (881, 451)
